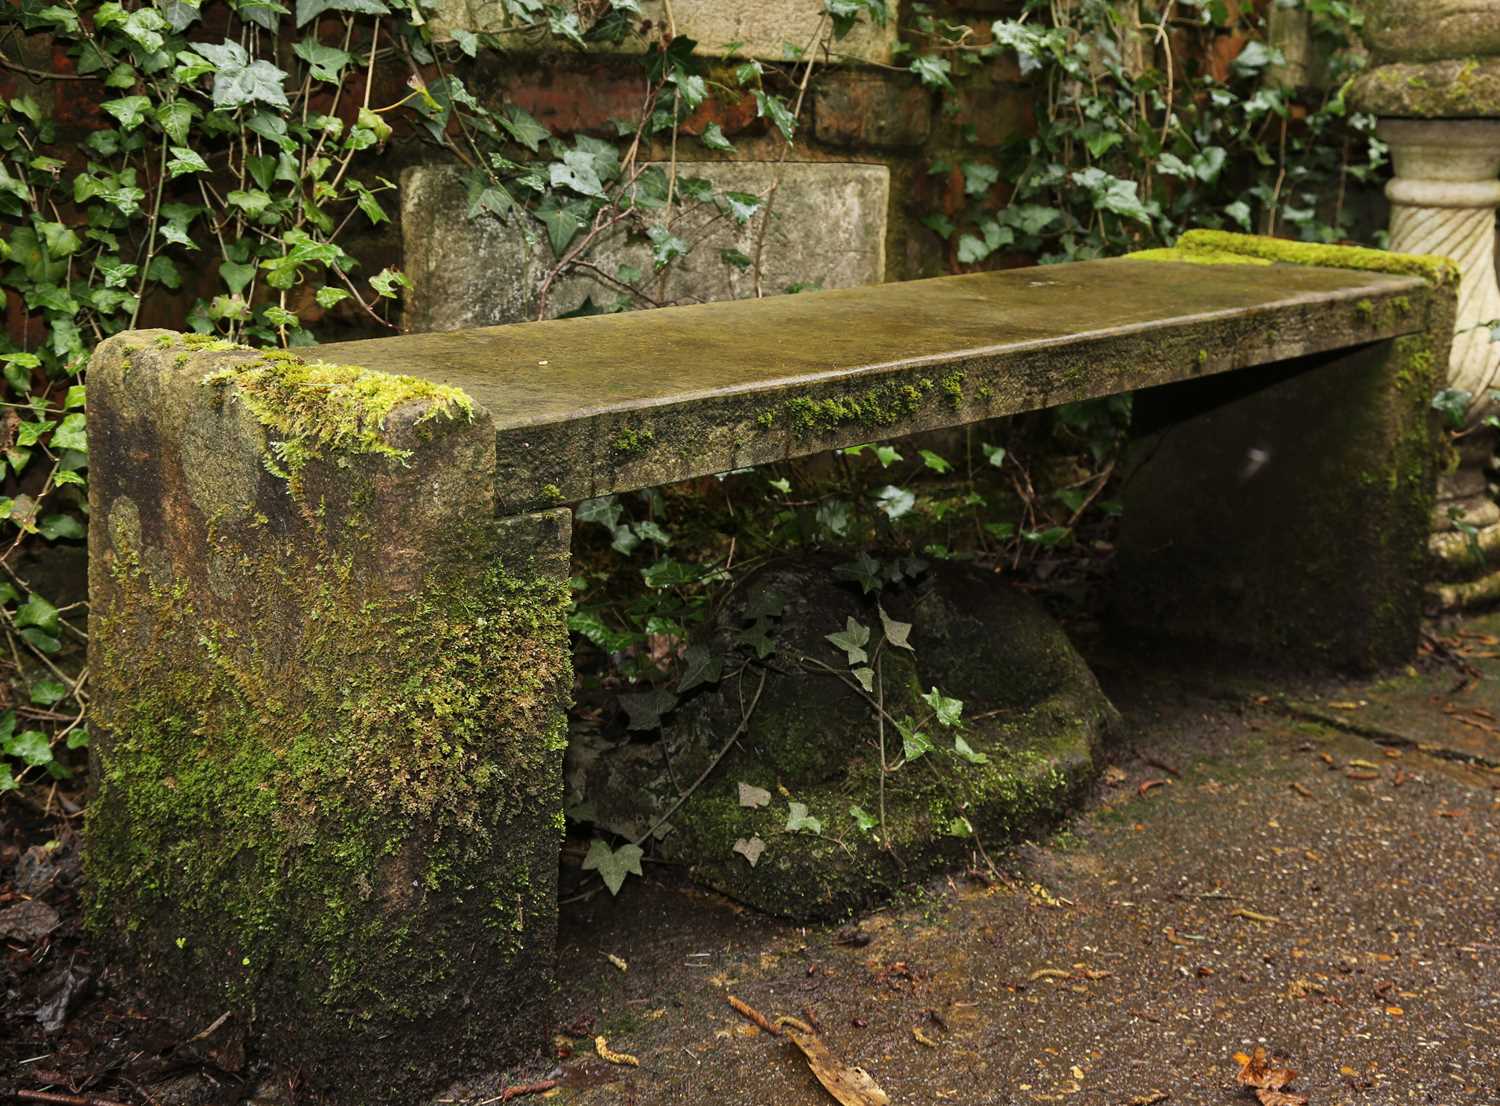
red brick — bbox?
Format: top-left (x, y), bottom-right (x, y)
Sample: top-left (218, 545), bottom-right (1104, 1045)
top-left (813, 70), bottom-right (932, 150)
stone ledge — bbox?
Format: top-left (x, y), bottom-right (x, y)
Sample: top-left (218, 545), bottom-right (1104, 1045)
top-left (431, 0), bottom-right (901, 65)
top-left (1351, 58), bottom-right (1500, 119)
top-left (400, 160), bottom-right (891, 331)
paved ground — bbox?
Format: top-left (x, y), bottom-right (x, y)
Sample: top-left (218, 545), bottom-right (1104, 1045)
top-left (443, 623), bottom-right (1500, 1106)
top-left (7, 619), bottom-right (1500, 1105)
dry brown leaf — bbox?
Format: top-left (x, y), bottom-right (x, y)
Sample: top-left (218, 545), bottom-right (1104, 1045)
top-left (1138, 778), bottom-right (1167, 797)
top-left (777, 1017), bottom-right (890, 1106)
top-left (1128, 1094), bottom-right (1168, 1106)
top-left (1255, 1091), bottom-right (1309, 1106)
top-left (727, 994), bottom-right (781, 1037)
top-left (1236, 1047), bottom-right (1297, 1090)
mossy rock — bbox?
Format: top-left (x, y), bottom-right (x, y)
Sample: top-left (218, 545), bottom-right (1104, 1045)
top-left (580, 557), bottom-right (1118, 919)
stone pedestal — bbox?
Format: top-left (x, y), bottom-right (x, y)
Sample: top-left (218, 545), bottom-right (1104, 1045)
top-left (1353, 5), bottom-right (1500, 609)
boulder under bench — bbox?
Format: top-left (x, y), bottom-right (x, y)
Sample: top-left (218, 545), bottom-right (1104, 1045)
top-left (84, 231), bottom-right (1456, 1102)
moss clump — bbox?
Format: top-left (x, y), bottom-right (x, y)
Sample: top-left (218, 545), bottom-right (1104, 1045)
top-left (201, 351), bottom-right (474, 482)
top-left (612, 427), bottom-right (655, 454)
top-left (784, 376), bottom-right (938, 434)
top-left (1165, 229), bottom-right (1460, 287)
top-left (940, 371), bottom-right (966, 407)
top-left (1128, 246), bottom-right (1274, 267)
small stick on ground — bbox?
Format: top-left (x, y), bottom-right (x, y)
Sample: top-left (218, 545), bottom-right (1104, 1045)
top-left (473, 1079), bottom-right (561, 1105)
top-left (727, 994), bottom-right (782, 1037)
top-left (15, 1090), bottom-right (134, 1106)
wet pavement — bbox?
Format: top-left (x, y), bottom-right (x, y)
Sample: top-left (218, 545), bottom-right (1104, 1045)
top-left (441, 620), bottom-right (1500, 1106)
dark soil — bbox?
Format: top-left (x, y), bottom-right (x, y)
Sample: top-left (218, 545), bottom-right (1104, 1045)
top-left (6, 616), bottom-right (1500, 1106)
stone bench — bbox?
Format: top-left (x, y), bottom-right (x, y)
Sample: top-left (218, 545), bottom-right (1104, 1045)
top-left (84, 231), bottom-right (1456, 1102)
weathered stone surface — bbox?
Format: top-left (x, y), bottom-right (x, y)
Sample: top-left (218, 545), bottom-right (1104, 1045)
top-left (1115, 239), bottom-right (1457, 671)
top-left (1351, 58), bottom-right (1500, 118)
top-left (401, 161), bottom-right (890, 332)
top-left (431, 0), bottom-right (900, 64)
top-left (84, 332), bottom-right (572, 1104)
top-left (1363, 0), bottom-right (1500, 64)
top-left (813, 70), bottom-right (932, 148)
top-left (325, 235), bottom-right (1437, 516)
top-left (576, 556), bottom-right (1116, 919)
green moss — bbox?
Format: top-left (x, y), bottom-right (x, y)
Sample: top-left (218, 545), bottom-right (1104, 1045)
top-left (784, 376), bottom-right (938, 434)
top-left (541, 482), bottom-right (563, 501)
top-left (940, 371), bottom-right (966, 407)
top-left (1167, 230), bottom-right (1460, 287)
top-left (612, 427), bottom-right (655, 454)
top-left (1127, 246), bottom-right (1274, 267)
top-left (201, 352), bottom-right (474, 483)
top-left (1357, 298), bottom-right (1376, 322)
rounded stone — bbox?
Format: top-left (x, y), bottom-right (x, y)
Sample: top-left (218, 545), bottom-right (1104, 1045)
top-left (578, 555), bottom-right (1117, 919)
top-left (1363, 0), bottom-right (1500, 64)
top-left (1351, 58), bottom-right (1500, 119)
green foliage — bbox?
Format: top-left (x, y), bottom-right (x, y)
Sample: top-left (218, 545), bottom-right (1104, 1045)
top-left (907, 0), bottom-right (1381, 265)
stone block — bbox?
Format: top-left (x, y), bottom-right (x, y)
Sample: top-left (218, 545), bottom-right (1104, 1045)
top-left (432, 0), bottom-right (900, 64)
top-left (401, 160), bottom-right (890, 331)
top-left (812, 69), bottom-right (932, 149)
top-left (84, 332), bottom-right (572, 1103)
top-left (1364, 0), bottom-right (1500, 64)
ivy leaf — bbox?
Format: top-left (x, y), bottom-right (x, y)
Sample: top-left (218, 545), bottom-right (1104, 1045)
top-left (677, 643), bottom-right (722, 694)
top-left (826, 617), bottom-right (870, 665)
top-left (910, 54), bottom-right (953, 90)
top-left (721, 191), bottom-right (761, 225)
top-left (732, 836), bottom-right (765, 866)
top-left (3, 729), bottom-right (51, 767)
top-left (50, 413), bottom-right (86, 452)
top-left (38, 514), bottom-right (84, 541)
top-left (700, 122), bottom-right (734, 151)
top-left (101, 95), bottom-right (151, 130)
top-left (753, 91), bottom-right (796, 143)
top-left (962, 161), bottom-right (999, 197)
top-left (296, 0), bottom-right (389, 25)
top-left (212, 55), bottom-right (291, 110)
top-left (833, 552), bottom-right (882, 595)
top-left (315, 285), bottom-right (350, 309)
top-left (919, 449), bottom-right (952, 474)
top-left (878, 605), bottom-right (913, 651)
top-left (953, 735), bottom-right (990, 765)
top-left (619, 687), bottom-right (679, 731)
top-left (898, 720), bottom-right (934, 763)
top-left (500, 106), bottom-right (550, 152)
top-left (1432, 388), bottom-right (1472, 429)
top-left (849, 805), bottom-right (878, 832)
top-left (982, 443), bottom-right (1006, 468)
top-left (647, 226), bottom-right (687, 269)
top-left (738, 782), bottom-right (771, 808)
top-left (922, 686), bottom-right (963, 727)
top-left (785, 801), bottom-right (822, 834)
top-left (220, 260), bottom-right (256, 296)
top-left (167, 147), bottom-right (210, 177)
top-left (156, 101), bottom-right (196, 144)
top-left (293, 38), bottom-right (352, 82)
top-left (582, 839), bottom-right (643, 895)
top-left (873, 485), bottom-right (915, 520)
top-left (29, 679), bottom-right (67, 706)
top-left (852, 666), bottom-right (875, 693)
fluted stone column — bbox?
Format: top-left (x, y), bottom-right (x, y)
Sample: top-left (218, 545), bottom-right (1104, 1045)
top-left (1352, 0), bottom-right (1500, 608)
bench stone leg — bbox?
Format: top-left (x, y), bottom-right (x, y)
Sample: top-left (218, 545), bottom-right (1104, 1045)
top-left (1115, 330), bottom-right (1446, 672)
top-left (85, 332), bottom-right (571, 1101)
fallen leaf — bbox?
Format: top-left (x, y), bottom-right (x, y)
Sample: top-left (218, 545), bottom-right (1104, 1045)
top-left (1348, 758), bottom-right (1380, 769)
top-left (605, 953), bottom-right (628, 972)
top-left (738, 782), bottom-right (771, 808)
top-left (594, 1036), bottom-right (639, 1067)
top-left (1289, 782), bottom-right (1312, 798)
top-left (1385, 1005), bottom-right (1404, 1016)
top-left (911, 1026), bottom-right (938, 1048)
top-left (1236, 1046), bottom-right (1297, 1090)
top-left (1255, 1091), bottom-right (1308, 1106)
top-left (1103, 766), bottom-right (1128, 786)
top-left (1138, 778), bottom-right (1167, 797)
top-left (1128, 1094), bottom-right (1168, 1106)
top-left (733, 836), bottom-right (766, 867)
top-left (0, 900), bottom-right (60, 942)
top-left (777, 1017), bottom-right (890, 1106)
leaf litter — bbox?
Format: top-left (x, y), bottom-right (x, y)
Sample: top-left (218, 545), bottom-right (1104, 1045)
top-left (727, 994), bottom-right (889, 1106)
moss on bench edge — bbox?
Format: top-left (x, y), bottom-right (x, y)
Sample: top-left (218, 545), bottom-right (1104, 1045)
top-left (1128, 229), bottom-right (1460, 287)
top-left (85, 331), bottom-right (570, 1100)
